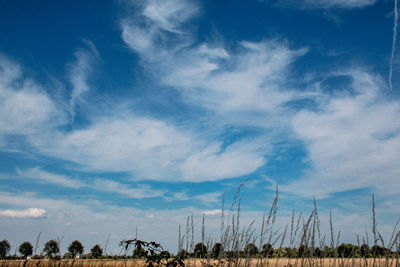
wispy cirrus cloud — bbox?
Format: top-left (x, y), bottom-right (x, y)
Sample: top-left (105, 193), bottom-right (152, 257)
top-left (273, 0), bottom-right (378, 9)
top-left (16, 168), bottom-right (166, 199)
top-left (0, 55), bottom-right (67, 141)
top-left (282, 69), bottom-right (400, 198)
top-left (68, 40), bottom-right (99, 118)
top-left (17, 167), bottom-right (85, 189)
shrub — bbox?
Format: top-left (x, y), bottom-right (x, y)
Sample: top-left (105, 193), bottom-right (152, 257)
top-left (211, 243), bottom-right (223, 259)
top-left (261, 243), bottom-right (273, 257)
top-left (194, 242), bottom-right (207, 258)
top-left (243, 243), bottom-right (258, 257)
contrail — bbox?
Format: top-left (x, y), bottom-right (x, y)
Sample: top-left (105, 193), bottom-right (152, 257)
top-left (389, 0), bottom-right (398, 90)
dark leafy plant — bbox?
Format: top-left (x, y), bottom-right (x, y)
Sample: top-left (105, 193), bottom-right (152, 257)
top-left (18, 241), bottom-right (33, 258)
top-left (68, 240), bottom-right (84, 258)
top-left (194, 242), bottom-right (207, 258)
top-left (120, 238), bottom-right (184, 267)
top-left (0, 240), bottom-right (11, 259)
top-left (211, 243), bottom-right (223, 259)
top-left (43, 240), bottom-right (60, 258)
top-left (90, 244), bottom-right (103, 259)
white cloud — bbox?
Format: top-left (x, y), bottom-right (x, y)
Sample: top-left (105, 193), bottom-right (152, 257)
top-left (0, 56), bottom-right (67, 139)
top-left (181, 140), bottom-right (268, 181)
top-left (283, 69), bottom-right (400, 198)
top-left (0, 54), bottom-right (269, 183)
top-left (193, 192), bottom-right (222, 205)
top-left (142, 0), bottom-right (199, 33)
top-left (275, 0), bottom-right (378, 9)
top-left (92, 179), bottom-right (165, 199)
top-left (17, 168), bottom-right (85, 189)
top-left (68, 40), bottom-right (99, 118)
top-left (201, 209), bottom-right (222, 216)
top-left (16, 167), bottom-right (166, 199)
top-left (0, 208), bottom-right (47, 218)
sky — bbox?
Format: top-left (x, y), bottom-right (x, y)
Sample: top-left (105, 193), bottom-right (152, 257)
top-left (0, 0), bottom-right (400, 255)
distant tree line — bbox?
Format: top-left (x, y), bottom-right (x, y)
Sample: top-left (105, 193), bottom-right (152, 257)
top-left (175, 242), bottom-right (398, 259)
top-left (0, 239), bottom-right (103, 260)
top-left (0, 239), bottom-right (398, 260)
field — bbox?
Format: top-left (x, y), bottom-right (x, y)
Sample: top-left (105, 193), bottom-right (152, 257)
top-left (1, 258), bottom-right (400, 267)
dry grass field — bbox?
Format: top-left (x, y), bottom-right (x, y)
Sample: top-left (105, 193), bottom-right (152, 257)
top-left (1, 258), bottom-right (399, 267)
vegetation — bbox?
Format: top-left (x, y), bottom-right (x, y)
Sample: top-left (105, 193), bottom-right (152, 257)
top-left (18, 241), bottom-right (33, 258)
top-left (68, 240), bottom-right (84, 258)
top-left (0, 189), bottom-right (399, 267)
top-left (90, 244), bottom-right (103, 259)
top-left (0, 240), bottom-right (11, 259)
top-left (43, 240), bottom-right (60, 258)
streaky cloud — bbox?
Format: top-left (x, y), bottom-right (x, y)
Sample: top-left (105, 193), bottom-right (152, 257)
top-left (0, 208), bottom-right (47, 218)
top-left (389, 0), bottom-right (398, 91)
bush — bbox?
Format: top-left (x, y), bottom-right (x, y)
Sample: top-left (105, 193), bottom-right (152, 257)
top-left (261, 243), bottom-right (273, 258)
top-left (211, 243), bottom-right (223, 259)
top-left (194, 242), bottom-right (207, 258)
top-left (243, 243), bottom-right (258, 257)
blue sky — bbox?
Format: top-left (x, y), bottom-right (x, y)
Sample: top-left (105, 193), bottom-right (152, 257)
top-left (0, 0), bottom-right (400, 254)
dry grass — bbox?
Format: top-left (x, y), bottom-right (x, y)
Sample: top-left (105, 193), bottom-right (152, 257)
top-left (1, 258), bottom-right (399, 267)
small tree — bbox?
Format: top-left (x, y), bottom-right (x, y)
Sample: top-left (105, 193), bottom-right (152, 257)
top-left (194, 242), bottom-right (207, 258)
top-left (261, 243), bottom-right (273, 258)
top-left (19, 241), bottom-right (33, 258)
top-left (68, 240), bottom-right (84, 258)
top-left (0, 240), bottom-right (11, 259)
top-left (90, 244), bottom-right (103, 259)
top-left (43, 240), bottom-right (60, 258)
top-left (360, 244), bottom-right (370, 258)
top-left (176, 249), bottom-right (188, 259)
top-left (243, 243), bottom-right (258, 257)
top-left (211, 243), bottom-right (223, 259)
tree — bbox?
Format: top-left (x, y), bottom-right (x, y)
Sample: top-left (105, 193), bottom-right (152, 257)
top-left (19, 241), bottom-right (33, 258)
top-left (194, 242), bottom-right (207, 258)
top-left (43, 240), bottom-right (60, 258)
top-left (298, 245), bottom-right (310, 258)
top-left (90, 244), bottom-right (103, 259)
top-left (243, 243), bottom-right (258, 257)
top-left (211, 243), bottom-right (223, 259)
top-left (176, 249), bottom-right (188, 259)
top-left (371, 245), bottom-right (387, 257)
top-left (68, 240), bottom-right (84, 258)
top-left (360, 244), bottom-right (370, 258)
top-left (337, 243), bottom-right (357, 258)
top-left (0, 240), bottom-right (11, 259)
top-left (261, 243), bottom-right (273, 257)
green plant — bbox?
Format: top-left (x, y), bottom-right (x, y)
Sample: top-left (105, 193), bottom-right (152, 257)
top-left (90, 244), bottom-right (103, 258)
top-left (0, 240), bottom-right (11, 259)
top-left (261, 243), bottom-right (273, 257)
top-left (193, 242), bottom-right (207, 258)
top-left (243, 243), bottom-right (258, 257)
top-left (120, 238), bottom-right (184, 267)
top-left (18, 241), bottom-right (33, 258)
top-left (211, 243), bottom-right (223, 258)
top-left (43, 240), bottom-right (60, 258)
top-left (68, 240), bottom-right (84, 258)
